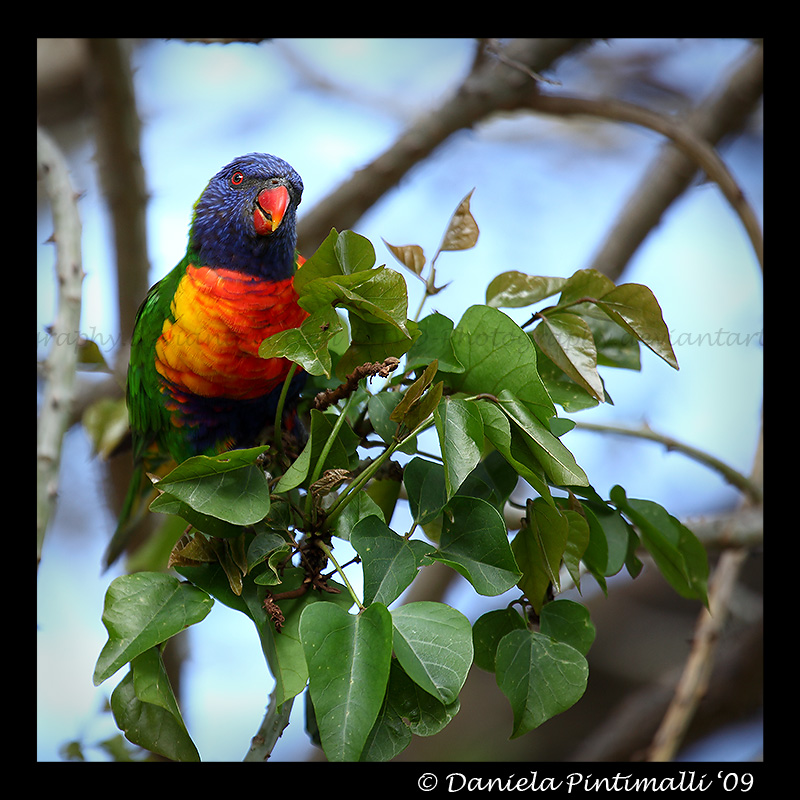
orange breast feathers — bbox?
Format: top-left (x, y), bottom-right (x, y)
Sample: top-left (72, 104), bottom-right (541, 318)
top-left (154, 265), bottom-right (308, 399)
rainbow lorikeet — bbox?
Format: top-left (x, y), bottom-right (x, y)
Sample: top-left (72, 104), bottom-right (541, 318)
top-left (106, 153), bottom-right (308, 566)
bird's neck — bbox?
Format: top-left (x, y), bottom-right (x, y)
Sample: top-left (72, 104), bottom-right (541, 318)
top-left (190, 225), bottom-right (298, 281)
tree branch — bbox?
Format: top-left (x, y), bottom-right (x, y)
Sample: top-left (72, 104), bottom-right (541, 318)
top-left (647, 416), bottom-right (762, 761)
top-left (573, 419), bottom-right (763, 505)
top-left (647, 547), bottom-right (750, 761)
top-left (542, 41), bottom-right (762, 282)
top-left (297, 38), bottom-right (592, 253)
top-left (37, 127), bottom-right (84, 569)
top-left (526, 91), bottom-right (763, 271)
top-left (86, 37), bottom-right (151, 355)
top-left (243, 690), bottom-right (294, 761)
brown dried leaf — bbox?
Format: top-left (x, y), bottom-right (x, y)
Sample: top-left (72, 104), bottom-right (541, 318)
top-left (382, 239), bottom-right (427, 276)
top-left (168, 532), bottom-right (216, 569)
top-left (439, 189), bottom-right (479, 253)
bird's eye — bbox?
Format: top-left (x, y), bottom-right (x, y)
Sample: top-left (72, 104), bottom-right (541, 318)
top-left (230, 171), bottom-right (245, 186)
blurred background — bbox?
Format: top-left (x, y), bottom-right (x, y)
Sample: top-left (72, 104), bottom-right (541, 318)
top-left (37, 38), bottom-right (762, 762)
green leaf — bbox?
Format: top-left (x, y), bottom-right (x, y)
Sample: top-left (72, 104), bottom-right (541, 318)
top-left (511, 499), bottom-right (569, 614)
top-left (83, 396), bottom-right (130, 459)
top-left (261, 571), bottom-right (355, 706)
top-left (405, 313), bottom-right (463, 373)
top-left (458, 449), bottom-right (519, 514)
top-left (533, 313), bottom-right (605, 402)
top-left (560, 508), bottom-right (591, 591)
top-left (390, 360), bottom-right (439, 427)
top-left (472, 608), bottom-right (527, 672)
top-left (148, 492), bottom-right (246, 538)
top-left (486, 271), bottom-right (567, 308)
top-left (367, 392), bottom-right (403, 444)
top-left (246, 531), bottom-right (290, 572)
top-left (610, 486), bottom-right (708, 604)
top-left (299, 602), bottom-right (393, 761)
top-left (337, 314), bottom-right (418, 380)
top-left (366, 390), bottom-right (417, 456)
top-left (300, 266), bottom-right (410, 338)
top-left (587, 312), bottom-right (641, 370)
top-left (434, 396), bottom-right (484, 499)
top-left (532, 341), bottom-right (602, 412)
top-left (581, 501), bottom-right (632, 580)
top-left (441, 305), bottom-right (555, 425)
top-left (153, 446), bottom-right (270, 526)
top-left (557, 268), bottom-right (617, 306)
top-left (94, 573), bottom-right (213, 685)
top-left (350, 516), bottom-right (420, 606)
top-left (258, 306), bottom-right (343, 378)
top-left (432, 495), bottom-right (521, 596)
top-left (361, 660), bottom-right (460, 761)
top-left (391, 601), bottom-right (473, 705)
top-left (539, 599), bottom-right (595, 656)
top-left (365, 476), bottom-right (402, 528)
top-left (276, 409), bottom-right (359, 492)
top-left (333, 489), bottom-right (385, 541)
top-left (476, 400), bottom-right (554, 503)
top-left (594, 283), bottom-right (678, 370)
top-left (335, 229), bottom-right (376, 273)
top-left (293, 228), bottom-right (342, 293)
top-left (110, 647), bottom-right (200, 762)
top-left (496, 390), bottom-right (588, 487)
top-left (247, 531), bottom-right (293, 586)
top-left (495, 629), bottom-right (588, 737)
top-left (257, 568), bottom-right (355, 707)
top-left (403, 457), bottom-right (448, 527)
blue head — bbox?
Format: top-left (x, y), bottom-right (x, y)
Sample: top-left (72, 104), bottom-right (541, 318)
top-left (189, 153), bottom-right (304, 280)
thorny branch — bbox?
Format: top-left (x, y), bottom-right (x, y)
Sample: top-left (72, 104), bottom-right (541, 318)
top-left (37, 127), bottom-right (84, 569)
top-left (313, 357), bottom-right (400, 411)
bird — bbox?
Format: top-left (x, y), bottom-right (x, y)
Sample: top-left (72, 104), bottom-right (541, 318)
top-left (106, 153), bottom-right (308, 566)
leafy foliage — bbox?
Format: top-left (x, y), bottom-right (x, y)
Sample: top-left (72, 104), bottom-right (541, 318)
top-left (95, 198), bottom-right (708, 761)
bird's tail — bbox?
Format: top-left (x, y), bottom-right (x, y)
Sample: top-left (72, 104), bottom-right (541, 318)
top-left (104, 464), bottom-right (147, 569)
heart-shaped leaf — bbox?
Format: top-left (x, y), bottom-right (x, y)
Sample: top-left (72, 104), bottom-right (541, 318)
top-left (495, 629), bottom-right (588, 738)
top-left (391, 602), bottom-right (473, 705)
top-left (299, 602), bottom-right (393, 761)
top-left (94, 573), bottom-right (213, 685)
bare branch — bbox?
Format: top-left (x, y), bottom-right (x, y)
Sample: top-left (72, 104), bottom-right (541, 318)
top-left (647, 547), bottom-right (750, 761)
top-left (297, 38), bottom-right (592, 253)
top-left (573, 420), bottom-right (763, 505)
top-left (555, 41), bottom-right (762, 281)
top-left (86, 38), bottom-right (151, 354)
top-left (527, 91), bottom-right (763, 272)
top-left (37, 127), bottom-right (84, 568)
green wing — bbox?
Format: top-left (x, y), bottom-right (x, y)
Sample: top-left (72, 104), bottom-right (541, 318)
top-left (126, 260), bottom-right (187, 465)
top-left (105, 261), bottom-right (187, 567)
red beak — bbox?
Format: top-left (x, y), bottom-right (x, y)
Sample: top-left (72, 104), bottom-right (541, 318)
top-left (254, 184), bottom-right (290, 235)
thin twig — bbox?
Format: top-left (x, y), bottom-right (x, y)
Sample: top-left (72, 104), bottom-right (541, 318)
top-left (573, 420), bottom-right (762, 504)
top-left (37, 127), bottom-right (84, 569)
top-left (296, 38), bottom-right (591, 253)
top-left (533, 42), bottom-right (763, 282)
top-left (526, 92), bottom-right (763, 271)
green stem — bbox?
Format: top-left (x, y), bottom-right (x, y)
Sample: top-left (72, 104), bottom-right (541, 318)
top-left (243, 689), bottom-right (294, 761)
top-left (304, 392), bottom-right (357, 520)
top-left (326, 414), bottom-right (435, 524)
top-left (317, 539), bottom-right (363, 610)
top-left (273, 362), bottom-right (298, 456)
